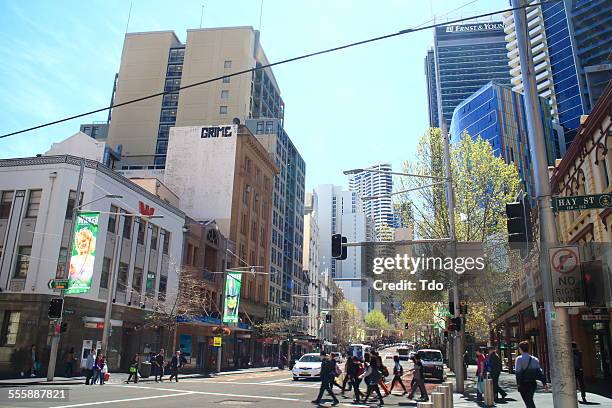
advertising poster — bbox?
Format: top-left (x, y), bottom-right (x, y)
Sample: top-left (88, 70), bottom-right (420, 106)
top-left (66, 212), bottom-right (100, 294)
top-left (222, 272), bottom-right (242, 323)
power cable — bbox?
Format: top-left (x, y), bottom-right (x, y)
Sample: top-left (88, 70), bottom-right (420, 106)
top-left (0, 1), bottom-right (558, 139)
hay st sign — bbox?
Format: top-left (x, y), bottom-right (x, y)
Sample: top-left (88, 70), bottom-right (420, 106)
top-left (552, 194), bottom-right (612, 212)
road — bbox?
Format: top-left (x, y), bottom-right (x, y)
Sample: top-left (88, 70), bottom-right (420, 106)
top-left (0, 347), bottom-right (609, 407)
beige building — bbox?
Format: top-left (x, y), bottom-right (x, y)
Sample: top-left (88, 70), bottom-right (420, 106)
top-left (106, 27), bottom-right (284, 169)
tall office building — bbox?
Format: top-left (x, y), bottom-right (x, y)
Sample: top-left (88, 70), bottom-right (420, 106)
top-left (348, 163), bottom-right (394, 241)
top-left (503, 0), bottom-right (612, 144)
top-left (245, 118), bottom-right (306, 322)
top-left (425, 49), bottom-right (439, 128)
top-left (450, 81), bottom-right (563, 196)
top-left (104, 27), bottom-right (284, 169)
top-left (426, 22), bottom-right (511, 127)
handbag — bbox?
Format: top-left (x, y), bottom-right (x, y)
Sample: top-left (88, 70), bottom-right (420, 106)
top-left (103, 372), bottom-right (110, 381)
top-left (129, 366), bottom-right (137, 373)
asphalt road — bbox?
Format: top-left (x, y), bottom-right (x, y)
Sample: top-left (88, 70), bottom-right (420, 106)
top-left (0, 347), bottom-right (609, 407)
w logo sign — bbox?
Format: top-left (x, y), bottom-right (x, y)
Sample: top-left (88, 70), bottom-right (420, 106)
top-left (139, 201), bottom-right (155, 216)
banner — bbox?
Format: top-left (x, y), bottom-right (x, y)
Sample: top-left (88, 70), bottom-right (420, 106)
top-left (66, 212), bottom-right (100, 294)
top-left (222, 272), bottom-right (242, 323)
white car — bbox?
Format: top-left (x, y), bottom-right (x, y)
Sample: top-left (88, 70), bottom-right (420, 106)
top-left (292, 353), bottom-right (322, 380)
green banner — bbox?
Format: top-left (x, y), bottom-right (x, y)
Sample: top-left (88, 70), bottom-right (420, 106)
top-left (66, 212), bottom-right (100, 294)
top-left (222, 272), bottom-right (242, 323)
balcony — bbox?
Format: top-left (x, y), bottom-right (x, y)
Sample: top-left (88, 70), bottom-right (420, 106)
top-left (528, 24), bottom-right (542, 37)
top-left (507, 46), bottom-right (519, 59)
top-left (511, 75), bottom-right (522, 86)
top-left (510, 65), bottom-right (521, 77)
top-left (505, 31), bottom-right (516, 42)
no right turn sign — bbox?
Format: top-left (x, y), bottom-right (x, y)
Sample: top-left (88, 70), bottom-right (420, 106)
top-left (548, 246), bottom-right (585, 307)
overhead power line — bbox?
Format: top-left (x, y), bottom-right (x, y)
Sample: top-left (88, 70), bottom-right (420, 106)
top-left (0, 1), bottom-right (557, 139)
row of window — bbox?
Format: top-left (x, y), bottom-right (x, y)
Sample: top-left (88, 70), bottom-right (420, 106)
top-left (107, 205), bottom-right (170, 254)
top-left (0, 190), bottom-right (41, 219)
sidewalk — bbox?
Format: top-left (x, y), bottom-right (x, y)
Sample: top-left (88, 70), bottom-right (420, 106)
top-left (0, 366), bottom-right (279, 386)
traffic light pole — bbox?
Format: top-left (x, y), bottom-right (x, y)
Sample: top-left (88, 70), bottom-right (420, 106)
top-left (512, 1), bottom-right (576, 405)
top-left (47, 158), bottom-right (85, 381)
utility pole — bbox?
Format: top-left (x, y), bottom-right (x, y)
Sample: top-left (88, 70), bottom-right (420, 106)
top-left (512, 1), bottom-right (577, 406)
top-left (47, 158), bottom-right (85, 381)
top-left (433, 25), bottom-right (463, 390)
top-left (217, 238), bottom-right (229, 373)
top-left (101, 216), bottom-right (122, 356)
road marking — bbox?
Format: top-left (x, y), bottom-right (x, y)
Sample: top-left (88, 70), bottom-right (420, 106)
top-left (176, 379), bottom-right (320, 388)
top-left (110, 384), bottom-right (305, 402)
top-left (51, 392), bottom-right (195, 408)
top-left (260, 377), bottom-right (293, 383)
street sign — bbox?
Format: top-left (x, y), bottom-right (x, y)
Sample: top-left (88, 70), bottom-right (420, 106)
top-left (548, 246), bottom-right (585, 307)
top-left (213, 336), bottom-right (222, 347)
top-left (582, 314), bottom-right (609, 322)
top-left (48, 279), bottom-right (69, 290)
top-left (552, 194), bottom-right (612, 212)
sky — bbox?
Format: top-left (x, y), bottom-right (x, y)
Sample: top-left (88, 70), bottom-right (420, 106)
top-left (0, 0), bottom-right (508, 191)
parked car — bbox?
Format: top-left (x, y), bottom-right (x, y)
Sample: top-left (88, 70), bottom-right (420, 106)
top-left (417, 349), bottom-right (445, 381)
top-left (292, 353), bottom-right (322, 380)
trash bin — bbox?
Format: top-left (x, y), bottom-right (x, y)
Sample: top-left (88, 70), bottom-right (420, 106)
top-left (139, 362), bottom-right (151, 378)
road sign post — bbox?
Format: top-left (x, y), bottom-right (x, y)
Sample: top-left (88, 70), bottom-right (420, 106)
top-left (48, 279), bottom-right (69, 290)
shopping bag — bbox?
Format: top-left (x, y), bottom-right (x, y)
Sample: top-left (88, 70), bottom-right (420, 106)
top-left (104, 372), bottom-right (110, 382)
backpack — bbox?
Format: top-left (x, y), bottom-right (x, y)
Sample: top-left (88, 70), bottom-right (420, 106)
top-left (517, 357), bottom-right (542, 384)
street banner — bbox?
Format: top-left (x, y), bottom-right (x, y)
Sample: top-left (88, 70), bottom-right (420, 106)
top-left (548, 245), bottom-right (585, 307)
top-left (222, 272), bottom-right (242, 323)
top-left (66, 212), bottom-right (100, 294)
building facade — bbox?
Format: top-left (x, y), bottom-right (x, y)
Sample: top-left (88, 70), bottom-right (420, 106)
top-left (303, 192), bottom-right (320, 339)
top-left (0, 155), bottom-right (185, 377)
top-left (503, 0), bottom-right (612, 143)
top-left (348, 163), bottom-right (394, 241)
top-left (450, 81), bottom-right (563, 196)
top-left (428, 21), bottom-right (511, 127)
top-left (245, 118), bottom-right (306, 323)
top-left (103, 27), bottom-right (283, 169)
top-left (425, 48), bottom-right (439, 128)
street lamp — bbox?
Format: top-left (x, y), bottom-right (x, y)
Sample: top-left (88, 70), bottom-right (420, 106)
top-left (343, 167), bottom-right (446, 180)
top-left (361, 181), bottom-right (447, 201)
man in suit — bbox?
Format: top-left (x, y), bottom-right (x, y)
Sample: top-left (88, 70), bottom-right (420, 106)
top-left (488, 347), bottom-right (507, 401)
top-left (312, 352), bottom-right (339, 406)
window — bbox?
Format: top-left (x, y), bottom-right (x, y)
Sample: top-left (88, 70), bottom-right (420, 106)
top-left (65, 190), bottom-right (83, 219)
top-left (186, 243), bottom-right (193, 265)
top-left (1, 311), bottom-right (20, 346)
top-left (162, 230), bottom-right (170, 254)
top-left (193, 246), bottom-right (199, 266)
top-left (146, 271), bottom-right (156, 295)
top-left (137, 218), bottom-right (146, 245)
top-left (13, 246), bottom-right (31, 278)
top-left (221, 90), bottom-right (229, 99)
top-left (122, 214), bottom-right (132, 239)
top-left (158, 275), bottom-right (167, 300)
top-left (162, 93), bottom-right (179, 107)
top-left (219, 106), bottom-right (228, 114)
top-left (223, 76), bottom-right (230, 83)
top-left (100, 257), bottom-right (111, 289)
top-left (0, 191), bottom-right (13, 218)
top-left (133, 267), bottom-right (143, 292)
top-left (240, 213), bottom-right (247, 235)
top-left (108, 205), bottom-right (118, 233)
top-left (150, 225), bottom-right (159, 250)
top-left (118, 262), bottom-right (129, 291)
top-left (251, 221), bottom-right (257, 242)
top-left (55, 247), bottom-right (68, 278)
top-left (26, 190), bottom-right (42, 218)
top-left (224, 60), bottom-right (232, 68)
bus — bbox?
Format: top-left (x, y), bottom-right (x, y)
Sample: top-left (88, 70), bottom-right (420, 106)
top-left (346, 344), bottom-right (372, 359)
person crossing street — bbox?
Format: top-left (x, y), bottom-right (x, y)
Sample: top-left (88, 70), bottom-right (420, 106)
top-left (312, 352), bottom-right (339, 406)
top-left (388, 355), bottom-right (407, 395)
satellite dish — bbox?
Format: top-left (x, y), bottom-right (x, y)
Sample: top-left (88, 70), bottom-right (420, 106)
top-left (232, 117), bottom-right (241, 125)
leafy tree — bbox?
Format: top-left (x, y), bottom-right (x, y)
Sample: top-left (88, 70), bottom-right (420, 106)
top-left (365, 310), bottom-right (390, 330)
top-left (332, 300), bottom-right (364, 347)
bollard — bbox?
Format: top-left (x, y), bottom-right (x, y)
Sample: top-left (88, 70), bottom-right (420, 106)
top-left (484, 378), bottom-right (495, 406)
top-left (417, 402), bottom-right (434, 408)
top-left (444, 381), bottom-right (454, 407)
top-left (431, 391), bottom-right (446, 408)
top-left (437, 385), bottom-right (452, 408)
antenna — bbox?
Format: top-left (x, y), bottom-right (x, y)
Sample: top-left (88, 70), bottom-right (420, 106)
top-left (258, 0), bottom-right (264, 31)
top-left (200, 4), bottom-right (204, 29)
top-left (125, 2), bottom-right (133, 34)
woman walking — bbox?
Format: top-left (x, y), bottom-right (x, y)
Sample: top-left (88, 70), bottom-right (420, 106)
top-left (97, 355), bottom-right (107, 385)
top-left (361, 356), bottom-right (385, 406)
top-left (91, 354), bottom-right (101, 385)
top-left (126, 353), bottom-right (140, 383)
top-left (350, 356), bottom-right (365, 403)
top-left (389, 355), bottom-right (407, 395)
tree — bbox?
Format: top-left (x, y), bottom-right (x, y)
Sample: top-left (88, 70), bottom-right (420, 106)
top-left (332, 300), bottom-right (364, 347)
top-left (365, 310), bottom-right (390, 330)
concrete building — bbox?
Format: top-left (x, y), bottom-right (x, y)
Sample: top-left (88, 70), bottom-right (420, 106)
top-left (303, 192), bottom-right (319, 339)
top-left (245, 118), bottom-right (306, 323)
top-left (103, 27), bottom-right (283, 169)
top-left (427, 21), bottom-right (511, 127)
top-left (163, 124), bottom-right (277, 337)
top-left (348, 163), bottom-right (394, 241)
top-left (0, 155), bottom-right (185, 377)
top-left (502, 0), bottom-right (612, 144)
top-left (79, 123), bottom-right (109, 141)
top-left (46, 132), bottom-right (120, 169)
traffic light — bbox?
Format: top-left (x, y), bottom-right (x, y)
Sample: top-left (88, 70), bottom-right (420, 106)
top-left (450, 317), bottom-right (462, 332)
top-left (459, 302), bottom-right (468, 315)
top-left (325, 314), bottom-right (332, 323)
top-left (506, 198), bottom-right (533, 251)
top-left (448, 301), bottom-right (454, 315)
top-left (60, 322), bottom-right (68, 333)
top-left (582, 261), bottom-right (605, 306)
top-left (331, 234), bottom-right (348, 260)
top-left (48, 298), bottom-right (63, 319)
top-left (404, 322), bottom-right (409, 330)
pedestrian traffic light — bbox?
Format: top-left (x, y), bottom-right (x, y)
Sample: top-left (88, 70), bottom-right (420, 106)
top-left (48, 298), bottom-right (63, 319)
top-left (448, 301), bottom-right (454, 315)
top-left (505, 197), bottom-right (533, 252)
top-left (459, 302), bottom-right (468, 315)
top-left (582, 261), bottom-right (605, 306)
top-left (331, 234), bottom-right (347, 260)
top-left (404, 322), bottom-right (409, 330)
top-left (60, 322), bottom-right (68, 333)
top-left (325, 314), bottom-right (332, 323)
top-left (450, 317), bottom-right (462, 332)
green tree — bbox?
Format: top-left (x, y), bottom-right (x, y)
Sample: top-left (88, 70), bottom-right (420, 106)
top-left (332, 300), bottom-right (364, 347)
top-left (365, 310), bottom-right (390, 330)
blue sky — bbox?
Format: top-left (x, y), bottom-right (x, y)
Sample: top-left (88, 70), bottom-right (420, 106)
top-left (0, 0), bottom-right (507, 190)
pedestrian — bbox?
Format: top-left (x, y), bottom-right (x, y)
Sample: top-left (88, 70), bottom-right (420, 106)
top-left (572, 342), bottom-right (587, 403)
top-left (28, 345), bottom-right (39, 377)
top-left (312, 352), bottom-right (339, 406)
top-left (330, 353), bottom-right (343, 391)
top-left (407, 354), bottom-right (428, 402)
top-left (350, 356), bottom-right (366, 403)
top-left (168, 350), bottom-right (183, 382)
top-left (375, 353), bottom-right (390, 396)
top-left (97, 355), bottom-right (107, 385)
top-left (463, 349), bottom-right (469, 379)
top-left (64, 347), bottom-right (75, 377)
top-left (341, 356), bottom-right (353, 394)
top-left (488, 347), bottom-right (507, 402)
top-left (84, 350), bottom-right (96, 385)
top-left (515, 341), bottom-right (547, 408)
top-left (389, 355), bottom-right (407, 395)
top-left (154, 348), bottom-right (165, 382)
top-left (475, 349), bottom-right (486, 401)
top-left (126, 353), bottom-right (140, 383)
top-left (361, 354), bottom-right (384, 406)
top-left (92, 354), bottom-right (101, 384)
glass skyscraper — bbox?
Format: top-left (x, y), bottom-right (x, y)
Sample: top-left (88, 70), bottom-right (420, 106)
top-left (450, 81), bottom-right (562, 196)
top-left (427, 22), bottom-right (511, 127)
